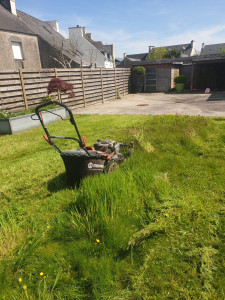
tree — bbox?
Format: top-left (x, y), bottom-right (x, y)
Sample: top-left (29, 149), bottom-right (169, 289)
top-left (48, 78), bottom-right (75, 98)
top-left (147, 47), bottom-right (167, 60)
top-left (219, 48), bottom-right (225, 54)
top-left (164, 49), bottom-right (181, 58)
top-left (49, 38), bottom-right (82, 69)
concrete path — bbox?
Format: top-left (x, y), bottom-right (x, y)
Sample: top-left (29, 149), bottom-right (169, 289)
top-left (73, 93), bottom-right (225, 117)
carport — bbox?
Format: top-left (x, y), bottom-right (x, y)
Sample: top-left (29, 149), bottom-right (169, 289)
top-left (191, 54), bottom-right (225, 91)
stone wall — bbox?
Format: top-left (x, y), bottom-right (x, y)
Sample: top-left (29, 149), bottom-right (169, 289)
top-left (0, 31), bottom-right (41, 69)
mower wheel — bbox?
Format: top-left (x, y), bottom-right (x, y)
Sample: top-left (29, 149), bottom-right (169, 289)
top-left (105, 160), bottom-right (120, 173)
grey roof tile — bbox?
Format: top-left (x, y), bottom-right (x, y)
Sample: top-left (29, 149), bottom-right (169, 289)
top-left (0, 5), bottom-right (34, 35)
top-left (16, 10), bottom-right (91, 65)
top-left (201, 43), bottom-right (225, 55)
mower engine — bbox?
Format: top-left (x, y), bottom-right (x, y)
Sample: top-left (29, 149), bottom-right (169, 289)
top-left (94, 139), bottom-right (121, 153)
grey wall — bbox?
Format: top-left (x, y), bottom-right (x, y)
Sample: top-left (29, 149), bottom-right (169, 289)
top-left (37, 37), bottom-right (79, 69)
top-left (0, 31), bottom-right (41, 69)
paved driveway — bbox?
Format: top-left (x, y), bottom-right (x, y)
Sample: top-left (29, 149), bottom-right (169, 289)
top-left (74, 93), bottom-right (225, 117)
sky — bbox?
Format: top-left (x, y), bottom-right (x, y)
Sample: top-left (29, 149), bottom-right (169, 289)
top-left (16, 0), bottom-right (225, 58)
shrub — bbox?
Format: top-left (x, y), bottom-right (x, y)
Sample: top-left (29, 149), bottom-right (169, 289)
top-left (133, 66), bottom-right (146, 76)
top-left (147, 47), bottom-right (167, 60)
top-left (164, 49), bottom-right (181, 59)
top-left (174, 75), bottom-right (187, 84)
top-left (48, 77), bottom-right (75, 98)
top-left (41, 95), bottom-right (56, 103)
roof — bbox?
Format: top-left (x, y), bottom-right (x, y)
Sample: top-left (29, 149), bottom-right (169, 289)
top-left (131, 56), bottom-right (192, 66)
top-left (16, 10), bottom-right (90, 66)
top-left (125, 53), bottom-right (225, 67)
top-left (0, 4), bottom-right (34, 35)
top-left (84, 34), bottom-right (113, 56)
top-left (201, 43), bottom-right (225, 55)
top-left (149, 43), bottom-right (193, 57)
top-left (126, 53), bottom-right (148, 60)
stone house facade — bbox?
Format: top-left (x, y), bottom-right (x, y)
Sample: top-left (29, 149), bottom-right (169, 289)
top-left (0, 0), bottom-right (41, 70)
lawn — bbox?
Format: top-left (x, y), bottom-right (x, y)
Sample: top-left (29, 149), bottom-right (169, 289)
top-left (0, 114), bottom-right (224, 299)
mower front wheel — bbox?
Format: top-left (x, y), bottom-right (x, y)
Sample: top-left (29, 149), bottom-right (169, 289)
top-left (105, 160), bottom-right (120, 173)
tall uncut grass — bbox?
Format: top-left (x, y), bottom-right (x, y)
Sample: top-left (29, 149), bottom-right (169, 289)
top-left (0, 114), bottom-right (224, 299)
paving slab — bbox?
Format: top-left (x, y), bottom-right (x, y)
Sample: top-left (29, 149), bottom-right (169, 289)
top-left (73, 93), bottom-right (225, 117)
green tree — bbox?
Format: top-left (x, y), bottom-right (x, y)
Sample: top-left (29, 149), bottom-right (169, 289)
top-left (164, 49), bottom-right (181, 58)
top-left (148, 47), bottom-right (167, 60)
top-left (219, 48), bottom-right (225, 54)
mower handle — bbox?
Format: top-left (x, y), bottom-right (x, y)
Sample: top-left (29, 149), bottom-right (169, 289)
top-left (35, 100), bottom-right (75, 125)
top-left (35, 100), bottom-right (83, 145)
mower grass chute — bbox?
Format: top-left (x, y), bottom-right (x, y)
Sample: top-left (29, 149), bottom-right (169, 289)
top-left (35, 100), bottom-right (133, 186)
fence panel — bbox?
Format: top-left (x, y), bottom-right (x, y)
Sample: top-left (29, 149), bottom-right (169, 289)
top-left (0, 68), bottom-right (131, 112)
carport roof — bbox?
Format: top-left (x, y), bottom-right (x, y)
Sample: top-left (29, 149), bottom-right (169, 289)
top-left (192, 53), bottom-right (225, 63)
top-left (130, 53), bottom-right (225, 66)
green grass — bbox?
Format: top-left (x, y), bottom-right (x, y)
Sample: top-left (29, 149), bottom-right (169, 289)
top-left (0, 114), bottom-right (224, 299)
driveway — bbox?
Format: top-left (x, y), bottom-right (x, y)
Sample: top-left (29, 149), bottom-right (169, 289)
top-left (73, 93), bottom-right (225, 117)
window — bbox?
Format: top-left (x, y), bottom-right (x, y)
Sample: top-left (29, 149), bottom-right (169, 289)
top-left (11, 42), bottom-right (23, 60)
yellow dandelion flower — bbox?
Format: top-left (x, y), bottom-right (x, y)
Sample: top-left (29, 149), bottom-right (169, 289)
top-left (96, 239), bottom-right (100, 243)
top-left (40, 272), bottom-right (44, 276)
top-left (46, 225), bottom-right (50, 229)
top-left (29, 241), bottom-right (32, 244)
top-left (164, 213), bottom-right (169, 217)
top-left (23, 285), bottom-right (27, 290)
top-left (18, 278), bottom-right (22, 283)
top-left (44, 276), bottom-right (46, 279)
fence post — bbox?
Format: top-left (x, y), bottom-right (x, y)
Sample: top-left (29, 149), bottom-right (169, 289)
top-left (81, 67), bottom-right (86, 107)
top-left (114, 68), bottom-right (117, 100)
top-left (100, 68), bottom-right (104, 103)
top-left (19, 68), bottom-right (28, 110)
top-left (122, 68), bottom-right (125, 96)
top-left (54, 68), bottom-right (62, 102)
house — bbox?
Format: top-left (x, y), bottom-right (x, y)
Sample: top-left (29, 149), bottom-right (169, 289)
top-left (84, 32), bottom-right (114, 68)
top-left (0, 0), bottom-right (41, 69)
top-left (201, 43), bottom-right (225, 55)
top-left (0, 0), bottom-right (107, 70)
top-left (148, 41), bottom-right (196, 58)
top-left (68, 26), bottom-right (114, 68)
top-left (115, 57), bottom-right (123, 67)
top-left (118, 52), bottom-right (148, 68)
top-left (118, 41), bottom-right (196, 68)
top-left (16, 11), bottom-right (84, 68)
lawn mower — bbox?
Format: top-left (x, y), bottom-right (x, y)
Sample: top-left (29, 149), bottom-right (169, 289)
top-left (35, 101), bottom-right (133, 186)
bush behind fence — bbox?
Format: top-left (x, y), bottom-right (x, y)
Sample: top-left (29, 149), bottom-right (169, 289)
top-left (0, 68), bottom-right (131, 112)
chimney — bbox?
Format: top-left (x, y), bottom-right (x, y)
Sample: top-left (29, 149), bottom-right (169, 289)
top-left (82, 27), bottom-right (86, 35)
top-left (86, 33), bottom-right (92, 39)
top-left (149, 46), bottom-right (155, 52)
top-left (46, 21), bottom-right (59, 32)
top-left (68, 25), bottom-right (84, 40)
top-left (202, 43), bottom-right (205, 49)
top-left (124, 53), bottom-right (127, 58)
top-left (0, 0), bottom-right (17, 15)
top-left (191, 40), bottom-right (195, 49)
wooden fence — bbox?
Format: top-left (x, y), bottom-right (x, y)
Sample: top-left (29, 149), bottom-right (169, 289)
top-left (0, 68), bottom-right (131, 112)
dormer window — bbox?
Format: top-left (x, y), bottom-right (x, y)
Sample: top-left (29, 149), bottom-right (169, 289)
top-left (11, 41), bottom-right (23, 59)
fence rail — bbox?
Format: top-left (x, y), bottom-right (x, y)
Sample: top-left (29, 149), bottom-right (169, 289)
top-left (0, 68), bottom-right (131, 112)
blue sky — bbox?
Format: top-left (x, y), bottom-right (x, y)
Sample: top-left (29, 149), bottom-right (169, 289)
top-left (16, 0), bottom-right (225, 58)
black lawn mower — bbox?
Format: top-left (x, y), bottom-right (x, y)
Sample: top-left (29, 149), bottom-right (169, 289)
top-left (35, 100), bottom-right (133, 186)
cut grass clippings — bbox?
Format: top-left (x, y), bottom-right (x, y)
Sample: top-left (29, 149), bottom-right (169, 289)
top-left (0, 114), bottom-right (224, 299)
